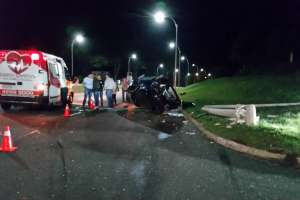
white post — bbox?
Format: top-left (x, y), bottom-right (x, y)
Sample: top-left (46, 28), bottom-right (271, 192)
top-left (246, 105), bottom-right (258, 126)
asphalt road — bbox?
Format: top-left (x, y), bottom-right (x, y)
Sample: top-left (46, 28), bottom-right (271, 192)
top-left (0, 106), bottom-right (300, 200)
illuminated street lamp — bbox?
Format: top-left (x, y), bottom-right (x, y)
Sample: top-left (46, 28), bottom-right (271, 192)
top-left (154, 10), bottom-right (178, 87)
top-left (169, 42), bottom-right (175, 49)
top-left (180, 56), bottom-right (190, 77)
top-left (128, 53), bottom-right (138, 74)
top-left (157, 63), bottom-right (164, 74)
top-left (192, 63), bottom-right (199, 76)
top-left (208, 73), bottom-right (212, 77)
top-left (175, 68), bottom-right (179, 73)
top-left (71, 33), bottom-right (85, 76)
top-left (169, 42), bottom-right (182, 85)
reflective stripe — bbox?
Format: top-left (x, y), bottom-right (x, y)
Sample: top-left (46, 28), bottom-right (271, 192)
top-left (3, 130), bottom-right (10, 137)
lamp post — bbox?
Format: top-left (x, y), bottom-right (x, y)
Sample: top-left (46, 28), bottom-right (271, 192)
top-left (128, 53), bottom-right (137, 75)
top-left (154, 11), bottom-right (179, 87)
top-left (169, 42), bottom-right (181, 86)
top-left (71, 34), bottom-right (85, 77)
top-left (181, 56), bottom-right (190, 77)
top-left (157, 63), bottom-right (164, 75)
top-left (192, 63), bottom-right (198, 74)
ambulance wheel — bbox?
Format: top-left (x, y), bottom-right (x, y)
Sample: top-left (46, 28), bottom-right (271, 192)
top-left (1, 103), bottom-right (12, 111)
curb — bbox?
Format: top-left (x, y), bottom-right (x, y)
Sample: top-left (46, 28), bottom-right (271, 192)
top-left (183, 110), bottom-right (300, 167)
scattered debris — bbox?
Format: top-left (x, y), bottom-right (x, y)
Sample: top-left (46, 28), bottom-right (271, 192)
top-left (226, 125), bottom-right (232, 129)
top-left (182, 120), bottom-right (188, 125)
top-left (182, 101), bottom-right (196, 108)
top-left (185, 131), bottom-right (196, 135)
top-left (161, 119), bottom-right (166, 123)
top-left (158, 132), bottom-right (172, 140)
top-left (167, 112), bottom-right (184, 117)
top-left (214, 123), bottom-right (221, 126)
top-left (210, 141), bottom-right (215, 144)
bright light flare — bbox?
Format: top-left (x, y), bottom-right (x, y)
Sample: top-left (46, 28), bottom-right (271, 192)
top-left (75, 34), bottom-right (85, 43)
top-left (154, 11), bottom-right (166, 24)
top-left (131, 53), bottom-right (137, 60)
top-left (169, 42), bottom-right (175, 49)
top-left (180, 56), bottom-right (185, 61)
top-left (175, 68), bottom-right (179, 73)
top-left (159, 63), bottom-right (164, 68)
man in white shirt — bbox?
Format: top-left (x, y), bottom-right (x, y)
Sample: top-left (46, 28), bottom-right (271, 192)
top-left (82, 74), bottom-right (94, 108)
top-left (104, 73), bottom-right (116, 108)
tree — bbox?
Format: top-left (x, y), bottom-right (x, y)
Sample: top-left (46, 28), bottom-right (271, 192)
top-left (89, 55), bottom-right (109, 69)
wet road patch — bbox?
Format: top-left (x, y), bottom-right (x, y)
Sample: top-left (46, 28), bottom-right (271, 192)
top-left (117, 109), bottom-right (184, 135)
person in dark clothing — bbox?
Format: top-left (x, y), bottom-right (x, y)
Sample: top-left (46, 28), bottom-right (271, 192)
top-left (112, 81), bottom-right (119, 106)
top-left (93, 74), bottom-right (104, 107)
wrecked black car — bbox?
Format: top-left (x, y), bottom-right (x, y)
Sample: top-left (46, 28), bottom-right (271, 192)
top-left (128, 75), bottom-right (181, 114)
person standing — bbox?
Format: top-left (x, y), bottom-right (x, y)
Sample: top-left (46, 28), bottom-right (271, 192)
top-left (121, 77), bottom-right (128, 102)
top-left (82, 74), bottom-right (94, 108)
top-left (93, 74), bottom-right (104, 107)
top-left (112, 81), bottom-right (119, 106)
top-left (104, 73), bottom-right (116, 108)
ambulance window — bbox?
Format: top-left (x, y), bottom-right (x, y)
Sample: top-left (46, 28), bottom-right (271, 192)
top-left (56, 63), bottom-right (62, 77)
top-left (49, 63), bottom-right (59, 77)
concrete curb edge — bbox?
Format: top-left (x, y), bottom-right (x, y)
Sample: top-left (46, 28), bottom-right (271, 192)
top-left (183, 110), bottom-right (300, 166)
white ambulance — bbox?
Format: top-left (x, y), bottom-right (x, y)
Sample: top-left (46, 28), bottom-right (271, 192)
top-left (0, 50), bottom-right (73, 110)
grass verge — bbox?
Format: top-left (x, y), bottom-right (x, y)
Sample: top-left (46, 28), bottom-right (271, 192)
top-left (180, 74), bottom-right (300, 155)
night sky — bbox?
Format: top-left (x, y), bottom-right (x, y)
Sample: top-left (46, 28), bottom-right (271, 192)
top-left (0, 0), bottom-right (291, 78)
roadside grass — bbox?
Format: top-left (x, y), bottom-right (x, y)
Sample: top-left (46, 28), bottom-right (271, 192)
top-left (178, 74), bottom-right (300, 105)
top-left (180, 74), bottom-right (300, 155)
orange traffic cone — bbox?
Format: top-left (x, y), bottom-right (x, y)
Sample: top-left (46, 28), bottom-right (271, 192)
top-left (64, 104), bottom-right (71, 117)
top-left (0, 126), bottom-right (17, 152)
top-left (89, 100), bottom-right (95, 110)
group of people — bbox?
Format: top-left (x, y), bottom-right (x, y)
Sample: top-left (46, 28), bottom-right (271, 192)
top-left (82, 73), bottom-right (118, 108)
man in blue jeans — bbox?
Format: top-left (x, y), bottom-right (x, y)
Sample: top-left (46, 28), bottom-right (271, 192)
top-left (82, 74), bottom-right (94, 108)
top-left (104, 73), bottom-right (116, 108)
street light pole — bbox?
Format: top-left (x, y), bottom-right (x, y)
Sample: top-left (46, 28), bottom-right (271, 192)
top-left (71, 40), bottom-right (75, 77)
top-left (177, 46), bottom-right (181, 86)
top-left (127, 53), bottom-right (137, 76)
top-left (157, 64), bottom-right (164, 75)
top-left (153, 11), bottom-right (178, 87)
top-left (70, 34), bottom-right (85, 77)
top-left (173, 19), bottom-right (178, 88)
top-left (128, 57), bottom-right (132, 74)
top-left (186, 57), bottom-right (190, 75)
